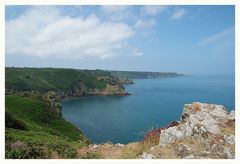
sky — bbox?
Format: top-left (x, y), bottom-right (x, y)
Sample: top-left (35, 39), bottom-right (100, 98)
top-left (5, 5), bottom-right (235, 75)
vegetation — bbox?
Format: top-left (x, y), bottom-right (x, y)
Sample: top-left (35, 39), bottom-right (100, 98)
top-left (5, 67), bottom-right (184, 159)
top-left (5, 95), bottom-right (89, 159)
top-left (109, 70), bottom-right (183, 79)
top-left (6, 67), bottom-right (183, 93)
top-left (121, 143), bottom-right (144, 159)
top-left (6, 67), bottom-right (107, 92)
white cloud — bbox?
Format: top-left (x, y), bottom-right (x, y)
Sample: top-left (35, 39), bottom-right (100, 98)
top-left (141, 5), bottom-right (167, 16)
top-left (134, 19), bottom-right (156, 29)
top-left (170, 8), bottom-right (186, 20)
top-left (6, 6), bottom-right (134, 59)
top-left (197, 27), bottom-right (234, 47)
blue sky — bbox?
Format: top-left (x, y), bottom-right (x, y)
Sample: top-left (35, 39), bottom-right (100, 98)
top-left (5, 5), bottom-right (235, 75)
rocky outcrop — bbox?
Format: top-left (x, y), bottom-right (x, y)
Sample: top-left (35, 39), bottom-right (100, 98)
top-left (87, 84), bottom-right (129, 96)
top-left (139, 102), bottom-right (235, 159)
top-left (151, 102), bottom-right (235, 159)
top-left (228, 110), bottom-right (235, 121)
top-left (159, 102), bottom-right (234, 145)
top-left (58, 83), bottom-right (129, 99)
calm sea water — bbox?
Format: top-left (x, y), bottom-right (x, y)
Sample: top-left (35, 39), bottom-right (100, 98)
top-left (61, 75), bottom-right (235, 144)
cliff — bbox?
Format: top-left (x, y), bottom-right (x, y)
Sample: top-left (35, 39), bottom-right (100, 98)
top-left (5, 67), bottom-right (129, 98)
top-left (109, 70), bottom-right (183, 79)
top-left (140, 102), bottom-right (235, 159)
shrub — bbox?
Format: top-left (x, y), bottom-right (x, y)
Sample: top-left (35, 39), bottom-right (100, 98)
top-left (5, 111), bottom-right (27, 130)
top-left (5, 143), bottom-right (49, 159)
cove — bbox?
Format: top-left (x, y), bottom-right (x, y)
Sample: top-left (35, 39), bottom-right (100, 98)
top-left (61, 75), bottom-right (235, 144)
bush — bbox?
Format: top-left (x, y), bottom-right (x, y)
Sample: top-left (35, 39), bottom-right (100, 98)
top-left (5, 111), bottom-right (27, 130)
top-left (5, 143), bottom-right (49, 159)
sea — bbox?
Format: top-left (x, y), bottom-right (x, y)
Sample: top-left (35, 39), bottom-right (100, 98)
top-left (61, 75), bottom-right (235, 144)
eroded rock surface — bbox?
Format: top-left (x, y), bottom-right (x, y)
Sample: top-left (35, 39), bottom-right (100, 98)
top-left (160, 102), bottom-right (234, 145)
top-left (155, 102), bottom-right (235, 159)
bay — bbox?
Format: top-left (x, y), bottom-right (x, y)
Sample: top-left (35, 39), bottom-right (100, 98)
top-left (61, 75), bottom-right (235, 144)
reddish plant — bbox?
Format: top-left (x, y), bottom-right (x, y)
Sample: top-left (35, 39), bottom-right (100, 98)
top-left (143, 121), bottom-right (179, 145)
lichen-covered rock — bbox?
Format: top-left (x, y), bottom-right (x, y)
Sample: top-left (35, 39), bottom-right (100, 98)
top-left (209, 105), bottom-right (228, 119)
top-left (224, 134), bottom-right (235, 145)
top-left (228, 110), bottom-right (235, 121)
top-left (189, 111), bottom-right (220, 134)
top-left (160, 126), bottom-right (184, 145)
top-left (160, 102), bottom-right (228, 145)
top-left (158, 102), bottom-right (235, 159)
top-left (186, 103), bottom-right (229, 135)
top-left (136, 102), bottom-right (236, 159)
top-left (139, 152), bottom-right (156, 159)
top-left (224, 147), bottom-right (234, 159)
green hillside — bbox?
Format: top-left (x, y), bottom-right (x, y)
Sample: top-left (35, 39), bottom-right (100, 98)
top-left (6, 67), bottom-right (107, 92)
top-left (109, 70), bottom-right (183, 79)
top-left (5, 95), bottom-right (89, 159)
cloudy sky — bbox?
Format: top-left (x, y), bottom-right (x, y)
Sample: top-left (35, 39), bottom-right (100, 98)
top-left (5, 5), bottom-right (234, 75)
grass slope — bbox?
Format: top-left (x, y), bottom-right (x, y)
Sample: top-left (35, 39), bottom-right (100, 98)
top-left (109, 70), bottom-right (183, 79)
top-left (5, 95), bottom-right (89, 159)
top-left (6, 67), bottom-right (107, 92)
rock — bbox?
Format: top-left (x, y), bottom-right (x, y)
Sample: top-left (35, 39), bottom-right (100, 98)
top-left (228, 110), bottom-right (235, 121)
top-left (115, 143), bottom-right (125, 147)
top-left (167, 121), bottom-right (179, 128)
top-left (181, 102), bottom-right (230, 136)
top-left (160, 122), bottom-right (192, 145)
top-left (93, 144), bottom-right (98, 149)
top-left (224, 134), bottom-right (235, 145)
top-left (224, 147), bottom-right (234, 159)
top-left (182, 122), bottom-right (192, 137)
top-left (159, 126), bottom-right (184, 145)
top-left (189, 110), bottom-right (220, 134)
top-left (183, 154), bottom-right (195, 159)
top-left (139, 152), bottom-right (156, 159)
top-left (209, 105), bottom-right (228, 119)
top-left (11, 141), bottom-right (25, 150)
top-left (181, 113), bottom-right (189, 123)
top-left (155, 102), bottom-right (235, 159)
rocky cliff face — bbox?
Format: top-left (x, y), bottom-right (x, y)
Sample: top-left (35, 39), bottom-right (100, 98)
top-left (57, 83), bottom-right (129, 98)
top-left (86, 84), bottom-right (129, 96)
top-left (140, 102), bottom-right (235, 159)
